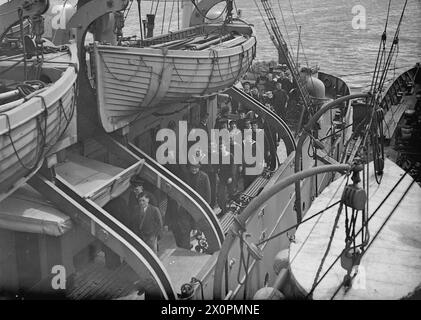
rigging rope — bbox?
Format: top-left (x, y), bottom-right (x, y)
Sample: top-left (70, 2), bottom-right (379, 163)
top-left (161, 0), bottom-right (167, 35)
top-left (276, 0), bottom-right (295, 59)
top-left (329, 178), bottom-right (416, 299)
top-left (137, 0), bottom-right (144, 41)
top-left (309, 201), bottom-right (345, 298)
top-left (18, 8), bottom-right (27, 81)
top-left (149, 0), bottom-right (154, 13)
top-left (358, 0), bottom-right (407, 186)
top-left (124, 0), bottom-right (134, 20)
top-left (287, 0), bottom-right (309, 67)
top-left (256, 200), bottom-right (342, 246)
top-left (252, 0), bottom-right (273, 47)
top-left (168, 0), bottom-right (176, 33)
top-left (1, 96), bottom-right (47, 171)
top-left (377, 2), bottom-right (407, 94)
top-left (177, 0), bottom-right (180, 30)
top-left (154, 0), bottom-right (161, 16)
top-left (306, 169), bottom-right (409, 298)
top-left (0, 58), bottom-right (25, 77)
top-left (369, 0), bottom-right (391, 95)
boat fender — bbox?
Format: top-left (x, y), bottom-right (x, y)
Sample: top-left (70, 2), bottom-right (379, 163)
top-left (273, 249), bottom-right (289, 275)
top-left (253, 287), bottom-right (285, 300)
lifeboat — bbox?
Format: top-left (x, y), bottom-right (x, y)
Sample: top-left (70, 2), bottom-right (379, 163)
top-left (92, 23), bottom-right (256, 132)
top-left (0, 42), bottom-right (79, 201)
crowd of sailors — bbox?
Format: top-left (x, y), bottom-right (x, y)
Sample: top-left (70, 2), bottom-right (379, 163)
top-left (102, 106), bottom-right (285, 263)
top-left (101, 67), bottom-right (297, 263)
top-left (241, 66), bottom-right (295, 121)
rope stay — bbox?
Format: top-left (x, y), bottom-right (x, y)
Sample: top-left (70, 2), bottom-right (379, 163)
top-left (358, 0), bottom-right (408, 186)
top-left (211, 0), bottom-right (411, 300)
top-left (276, 0), bottom-right (295, 60)
top-left (168, 0), bottom-right (176, 33)
top-left (329, 178), bottom-right (415, 299)
top-left (253, 0), bottom-right (313, 128)
top-left (286, 0), bottom-right (309, 67)
top-left (307, 169), bottom-right (410, 299)
top-left (161, 0), bottom-right (167, 35)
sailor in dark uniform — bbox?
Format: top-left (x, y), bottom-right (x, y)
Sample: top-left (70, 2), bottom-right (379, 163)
top-left (129, 175), bottom-right (158, 207)
top-left (164, 151), bottom-right (181, 236)
top-left (128, 175), bottom-right (161, 231)
top-left (216, 141), bottom-right (236, 211)
top-left (237, 109), bottom-right (248, 131)
top-left (242, 126), bottom-right (264, 189)
top-left (273, 79), bottom-right (289, 119)
top-left (196, 112), bottom-right (210, 136)
top-left (134, 193), bottom-right (163, 254)
top-left (173, 163), bottom-right (211, 249)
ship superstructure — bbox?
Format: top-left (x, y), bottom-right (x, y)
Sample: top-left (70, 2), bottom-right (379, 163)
top-left (0, 0), bottom-right (418, 301)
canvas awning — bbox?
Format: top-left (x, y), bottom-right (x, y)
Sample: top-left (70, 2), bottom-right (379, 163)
top-left (0, 185), bottom-right (72, 236)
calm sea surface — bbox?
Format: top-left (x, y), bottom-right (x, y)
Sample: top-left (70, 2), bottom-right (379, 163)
top-left (60, 0), bottom-right (421, 91)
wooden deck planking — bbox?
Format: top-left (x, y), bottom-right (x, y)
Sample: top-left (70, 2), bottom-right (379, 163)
top-left (160, 248), bottom-right (214, 294)
top-left (67, 261), bottom-right (140, 300)
top-left (289, 159), bottom-right (421, 299)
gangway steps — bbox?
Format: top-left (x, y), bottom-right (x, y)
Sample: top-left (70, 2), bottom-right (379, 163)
top-left (127, 142), bottom-right (224, 250)
top-left (29, 170), bottom-right (177, 299)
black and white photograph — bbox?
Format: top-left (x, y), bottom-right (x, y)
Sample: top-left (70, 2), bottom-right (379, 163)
top-left (0, 0), bottom-right (420, 306)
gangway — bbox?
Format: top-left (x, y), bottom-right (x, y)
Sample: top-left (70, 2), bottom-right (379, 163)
top-left (25, 130), bottom-right (224, 299)
top-left (127, 143), bottom-right (224, 251)
top-left (227, 85), bottom-right (296, 154)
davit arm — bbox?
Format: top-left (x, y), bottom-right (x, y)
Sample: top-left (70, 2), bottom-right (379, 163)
top-left (0, 0), bottom-right (49, 39)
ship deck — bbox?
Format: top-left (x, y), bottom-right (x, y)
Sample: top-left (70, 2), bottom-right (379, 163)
top-left (289, 159), bottom-right (421, 300)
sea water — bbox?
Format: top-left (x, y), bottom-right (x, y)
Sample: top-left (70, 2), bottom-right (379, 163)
top-left (48, 0), bottom-right (420, 90)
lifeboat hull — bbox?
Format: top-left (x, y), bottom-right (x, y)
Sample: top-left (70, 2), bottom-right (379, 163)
top-left (93, 24), bottom-right (257, 132)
